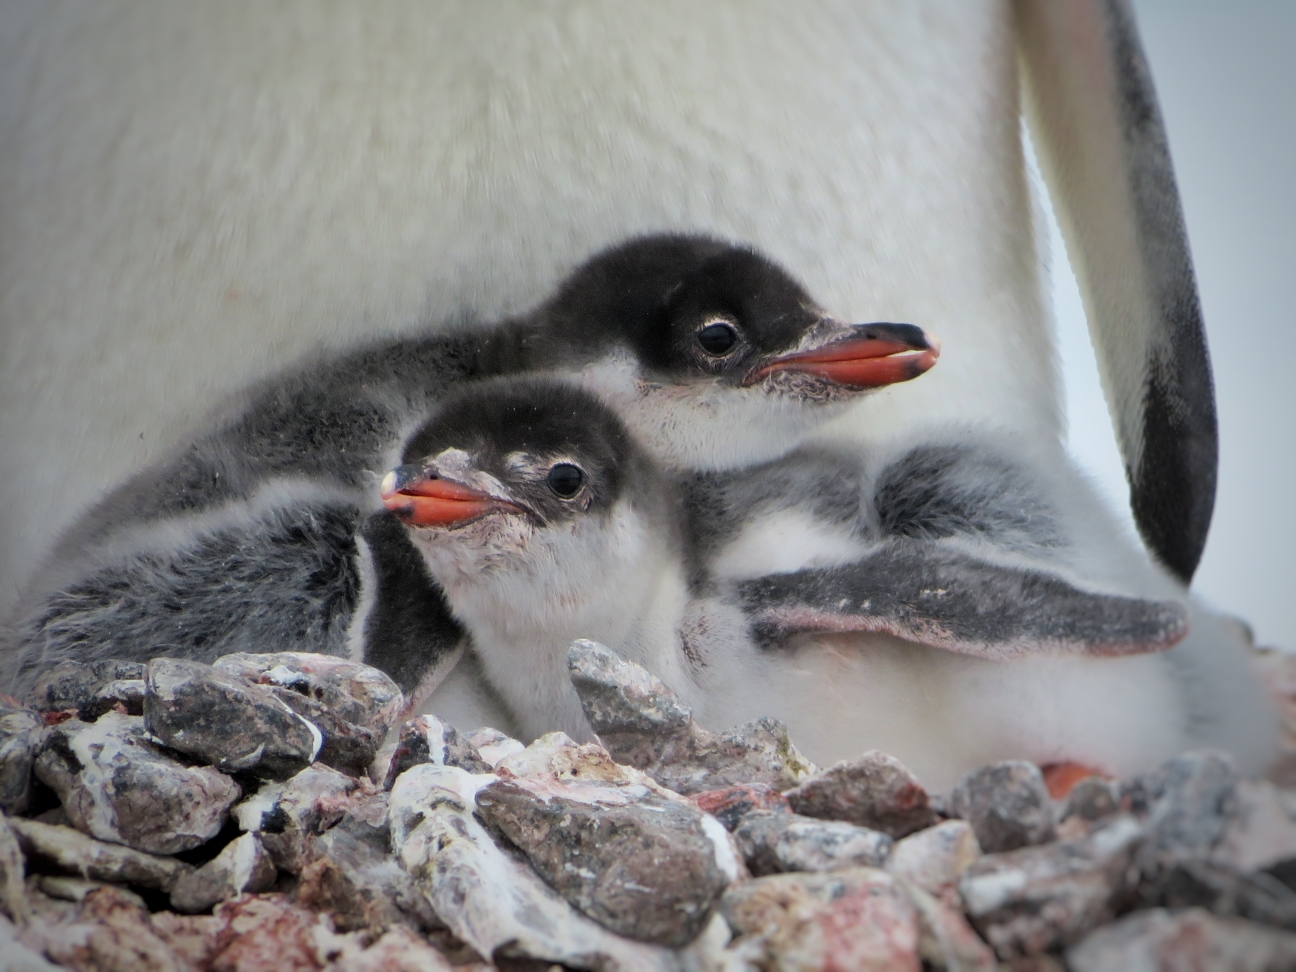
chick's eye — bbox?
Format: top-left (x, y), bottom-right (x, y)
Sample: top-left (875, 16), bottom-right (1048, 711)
top-left (546, 463), bottom-right (585, 497)
top-left (696, 322), bottom-right (738, 356)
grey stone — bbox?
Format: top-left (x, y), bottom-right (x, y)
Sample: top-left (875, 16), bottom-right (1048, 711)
top-left (720, 867), bottom-right (923, 972)
top-left (462, 726), bottom-right (525, 766)
top-left (494, 730), bottom-right (660, 786)
top-left (1104, 750), bottom-right (1296, 928)
top-left (1068, 907), bottom-right (1296, 972)
top-left (1211, 780), bottom-right (1296, 874)
top-left (1136, 859), bottom-right (1296, 930)
top-left (691, 782), bottom-right (790, 831)
top-left (785, 750), bottom-right (938, 838)
top-left (233, 762), bottom-right (361, 872)
top-left (389, 762), bottom-right (683, 971)
top-left (0, 813), bottom-right (27, 923)
top-left (886, 819), bottom-right (982, 908)
top-left (959, 813), bottom-right (1144, 959)
top-left (31, 874), bottom-right (146, 909)
top-left (1060, 776), bottom-right (1122, 824)
top-left (900, 880), bottom-right (997, 971)
top-left (213, 651), bottom-right (403, 776)
top-left (326, 925), bottom-right (457, 972)
top-left (169, 832), bottom-right (276, 913)
top-left (0, 913), bottom-right (63, 972)
top-left (1124, 749), bottom-right (1239, 871)
top-left (8, 817), bottom-right (193, 891)
top-left (733, 809), bottom-right (892, 876)
top-left (28, 659), bottom-right (145, 721)
top-left (144, 656), bottom-right (322, 780)
top-left (949, 760), bottom-right (1056, 853)
top-left (0, 698), bottom-right (44, 815)
top-left (475, 772), bottom-right (740, 946)
top-left (568, 640), bottom-right (816, 794)
top-left (335, 789), bottom-right (392, 855)
top-left (295, 826), bottom-right (442, 934)
top-left (381, 714), bottom-right (491, 789)
top-left (33, 711), bottom-right (241, 855)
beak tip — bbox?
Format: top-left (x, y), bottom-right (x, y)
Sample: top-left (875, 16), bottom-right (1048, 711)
top-left (379, 470), bottom-right (398, 499)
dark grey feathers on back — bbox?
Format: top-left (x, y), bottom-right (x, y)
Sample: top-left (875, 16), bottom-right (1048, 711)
top-left (78, 327), bottom-right (501, 539)
top-left (873, 444), bottom-right (1065, 551)
top-left (8, 503), bottom-right (365, 694)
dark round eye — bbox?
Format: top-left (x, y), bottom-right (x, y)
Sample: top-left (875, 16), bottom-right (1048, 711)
top-left (696, 322), bottom-right (738, 356)
top-left (546, 463), bottom-right (585, 497)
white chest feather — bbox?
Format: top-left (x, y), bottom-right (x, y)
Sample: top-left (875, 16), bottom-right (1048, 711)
top-left (410, 499), bottom-right (689, 740)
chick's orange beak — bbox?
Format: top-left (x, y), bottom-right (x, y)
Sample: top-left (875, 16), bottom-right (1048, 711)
top-left (380, 465), bottom-right (520, 526)
top-left (749, 322), bottom-right (941, 389)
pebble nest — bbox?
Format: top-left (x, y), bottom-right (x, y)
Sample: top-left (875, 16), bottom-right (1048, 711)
top-left (1, 640), bottom-right (1295, 971)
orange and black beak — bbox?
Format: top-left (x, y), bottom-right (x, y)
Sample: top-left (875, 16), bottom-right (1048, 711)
top-left (747, 322), bottom-right (940, 389)
top-left (380, 465), bottom-right (523, 527)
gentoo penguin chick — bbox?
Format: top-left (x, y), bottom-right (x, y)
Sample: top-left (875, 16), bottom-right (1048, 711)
top-left (389, 380), bottom-right (1274, 789)
top-left (380, 376), bottom-right (688, 732)
top-left (2, 234), bottom-right (937, 696)
top-left (676, 434), bottom-right (1279, 788)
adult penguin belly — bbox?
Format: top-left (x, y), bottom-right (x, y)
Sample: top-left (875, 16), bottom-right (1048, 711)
top-left (0, 1), bottom-right (1050, 622)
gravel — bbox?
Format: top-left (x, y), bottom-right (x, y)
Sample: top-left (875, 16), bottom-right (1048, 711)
top-left (0, 643), bottom-right (1291, 970)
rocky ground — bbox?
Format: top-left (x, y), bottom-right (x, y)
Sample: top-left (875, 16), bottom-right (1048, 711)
top-left (2, 641), bottom-right (1296, 971)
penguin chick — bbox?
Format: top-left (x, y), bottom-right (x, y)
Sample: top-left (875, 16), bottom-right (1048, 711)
top-left (380, 376), bottom-right (690, 735)
top-left (678, 433), bottom-right (1279, 789)
top-left (529, 235), bottom-right (940, 472)
top-left (2, 234), bottom-right (935, 696)
top-left (389, 380), bottom-right (1273, 790)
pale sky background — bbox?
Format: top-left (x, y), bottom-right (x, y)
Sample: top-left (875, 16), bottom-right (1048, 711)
top-left (1048, 1), bottom-right (1295, 648)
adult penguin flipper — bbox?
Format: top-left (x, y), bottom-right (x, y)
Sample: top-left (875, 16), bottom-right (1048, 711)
top-left (735, 541), bottom-right (1189, 661)
top-left (1017, 0), bottom-right (1216, 583)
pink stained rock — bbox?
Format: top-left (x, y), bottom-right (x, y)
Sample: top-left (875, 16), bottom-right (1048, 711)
top-left (885, 819), bottom-right (982, 909)
top-left (326, 925), bottom-right (456, 971)
top-left (693, 782), bottom-right (791, 831)
top-left (959, 814), bottom-right (1143, 959)
top-left (144, 658), bottom-right (322, 781)
top-left (33, 712), bottom-right (242, 856)
top-left (732, 810), bottom-right (893, 876)
top-left (899, 881), bottom-right (997, 972)
top-left (475, 748), bottom-right (743, 947)
top-left (567, 640), bottom-right (817, 794)
top-left (20, 885), bottom-right (185, 972)
top-left (214, 652), bottom-right (403, 778)
top-left (1253, 645), bottom-right (1296, 786)
top-left (1067, 907), bottom-right (1296, 972)
top-left (785, 750), bottom-right (938, 839)
top-left (169, 833), bottom-right (277, 914)
top-left (720, 867), bottom-right (923, 972)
